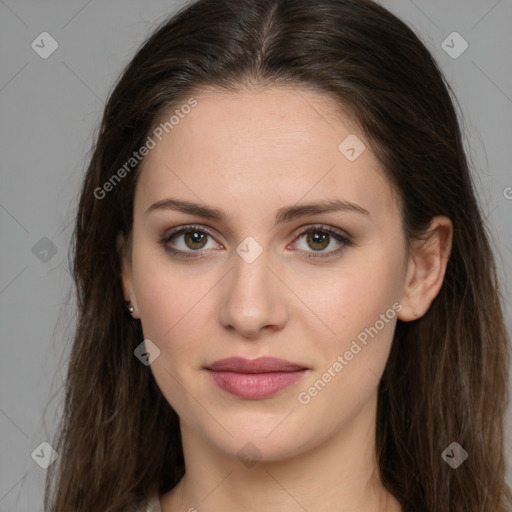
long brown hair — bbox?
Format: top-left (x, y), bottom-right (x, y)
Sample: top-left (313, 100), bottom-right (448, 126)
top-left (45, 0), bottom-right (512, 510)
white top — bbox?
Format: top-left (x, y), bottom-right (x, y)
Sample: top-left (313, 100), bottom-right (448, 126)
top-left (135, 492), bottom-right (162, 512)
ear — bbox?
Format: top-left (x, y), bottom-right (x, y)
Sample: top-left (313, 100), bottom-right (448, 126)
top-left (116, 231), bottom-right (140, 319)
top-left (397, 216), bottom-right (453, 322)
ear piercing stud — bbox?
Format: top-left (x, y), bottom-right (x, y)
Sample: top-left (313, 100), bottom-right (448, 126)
top-left (125, 299), bottom-right (135, 313)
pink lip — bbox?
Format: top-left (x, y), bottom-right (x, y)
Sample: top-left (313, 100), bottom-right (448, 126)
top-left (206, 357), bottom-right (308, 399)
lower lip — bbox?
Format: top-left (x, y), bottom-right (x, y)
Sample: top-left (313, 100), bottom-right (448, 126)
top-left (207, 370), bottom-right (307, 399)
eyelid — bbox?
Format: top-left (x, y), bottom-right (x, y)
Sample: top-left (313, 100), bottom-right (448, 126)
top-left (162, 223), bottom-right (220, 242)
top-left (291, 223), bottom-right (351, 241)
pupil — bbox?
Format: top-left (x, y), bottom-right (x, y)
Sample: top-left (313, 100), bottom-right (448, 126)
top-left (186, 230), bottom-right (207, 249)
top-left (308, 231), bottom-right (328, 251)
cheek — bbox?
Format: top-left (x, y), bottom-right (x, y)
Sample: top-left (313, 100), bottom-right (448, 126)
top-left (293, 243), bottom-right (403, 414)
top-left (135, 281), bottom-right (207, 369)
top-left (131, 241), bottom-right (194, 338)
top-left (131, 244), bottom-right (214, 373)
top-left (298, 252), bottom-right (403, 349)
top-left (296, 277), bottom-right (399, 432)
top-left (132, 255), bottom-right (209, 419)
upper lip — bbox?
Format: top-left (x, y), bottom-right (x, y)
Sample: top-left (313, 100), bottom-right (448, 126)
top-left (206, 357), bottom-right (307, 373)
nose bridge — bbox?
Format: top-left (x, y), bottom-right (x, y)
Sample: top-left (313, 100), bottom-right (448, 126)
top-left (219, 240), bottom-right (287, 336)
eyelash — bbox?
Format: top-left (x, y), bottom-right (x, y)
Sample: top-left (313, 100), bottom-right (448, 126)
top-left (159, 223), bottom-right (352, 260)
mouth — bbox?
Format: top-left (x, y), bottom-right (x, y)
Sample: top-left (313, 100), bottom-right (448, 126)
top-left (205, 357), bottom-right (309, 399)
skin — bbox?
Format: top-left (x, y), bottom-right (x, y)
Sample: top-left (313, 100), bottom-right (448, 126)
top-left (119, 86), bottom-right (453, 512)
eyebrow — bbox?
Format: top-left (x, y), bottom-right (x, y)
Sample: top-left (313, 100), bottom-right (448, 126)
top-left (144, 197), bottom-right (370, 224)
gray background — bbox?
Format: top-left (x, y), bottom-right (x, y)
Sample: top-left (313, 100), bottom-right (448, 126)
top-left (0, 0), bottom-right (511, 510)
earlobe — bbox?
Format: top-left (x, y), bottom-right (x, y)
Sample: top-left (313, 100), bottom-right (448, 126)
top-left (397, 216), bottom-right (453, 322)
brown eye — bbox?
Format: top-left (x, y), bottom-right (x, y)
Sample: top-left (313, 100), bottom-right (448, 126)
top-left (181, 229), bottom-right (208, 250)
top-left (160, 224), bottom-right (219, 259)
top-left (305, 230), bottom-right (330, 251)
top-left (291, 224), bottom-right (352, 259)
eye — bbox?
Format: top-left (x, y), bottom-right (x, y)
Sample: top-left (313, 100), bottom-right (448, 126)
top-left (290, 224), bottom-right (352, 259)
top-left (159, 224), bottom-right (222, 259)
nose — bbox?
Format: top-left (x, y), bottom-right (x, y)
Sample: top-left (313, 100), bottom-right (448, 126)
top-left (219, 248), bottom-right (289, 339)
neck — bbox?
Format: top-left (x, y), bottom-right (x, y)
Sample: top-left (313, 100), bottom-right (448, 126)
top-left (161, 394), bottom-right (401, 512)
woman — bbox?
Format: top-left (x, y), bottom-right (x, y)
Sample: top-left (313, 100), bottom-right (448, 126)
top-left (45, 0), bottom-right (512, 510)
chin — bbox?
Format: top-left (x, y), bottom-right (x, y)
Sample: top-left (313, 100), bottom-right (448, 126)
top-left (192, 411), bottom-right (322, 464)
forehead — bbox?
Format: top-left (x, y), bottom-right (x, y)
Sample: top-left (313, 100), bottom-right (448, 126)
top-left (135, 86), bottom-right (397, 223)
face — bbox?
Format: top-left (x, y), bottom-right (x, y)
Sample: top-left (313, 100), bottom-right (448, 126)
top-left (120, 86), bottom-right (414, 462)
